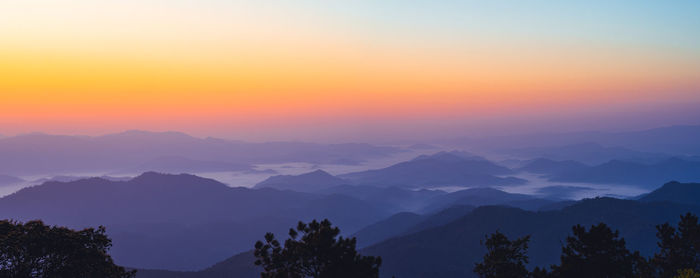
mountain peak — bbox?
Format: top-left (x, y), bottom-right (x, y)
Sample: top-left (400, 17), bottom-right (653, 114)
top-left (306, 169), bottom-right (334, 176)
top-left (130, 172), bottom-right (227, 188)
top-left (104, 130), bottom-right (197, 140)
top-left (254, 169), bottom-right (346, 192)
top-left (411, 150), bottom-right (483, 162)
top-left (639, 181), bottom-right (700, 205)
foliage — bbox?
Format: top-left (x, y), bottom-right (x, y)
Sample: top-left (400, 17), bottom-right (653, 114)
top-left (254, 219), bottom-right (381, 278)
top-left (473, 231), bottom-right (531, 278)
top-left (675, 269), bottom-right (700, 278)
top-left (475, 214), bottom-right (700, 278)
top-left (549, 223), bottom-right (639, 278)
top-left (652, 213), bottom-right (700, 278)
top-left (0, 220), bottom-right (135, 278)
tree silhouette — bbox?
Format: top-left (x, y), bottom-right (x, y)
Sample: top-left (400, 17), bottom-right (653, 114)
top-left (254, 219), bottom-right (381, 278)
top-left (652, 213), bottom-right (700, 277)
top-left (0, 220), bottom-right (135, 278)
top-left (550, 223), bottom-right (639, 278)
top-left (474, 231), bottom-right (531, 278)
top-left (675, 269), bottom-right (700, 278)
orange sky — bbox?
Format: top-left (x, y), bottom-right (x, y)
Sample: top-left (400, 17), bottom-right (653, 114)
top-left (1, 1), bottom-right (699, 140)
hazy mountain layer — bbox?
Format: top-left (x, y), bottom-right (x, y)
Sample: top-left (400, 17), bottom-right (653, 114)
top-left (0, 173), bottom-right (395, 270)
top-left (340, 151), bottom-right (525, 188)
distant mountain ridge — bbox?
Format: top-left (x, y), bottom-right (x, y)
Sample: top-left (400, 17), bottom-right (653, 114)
top-left (419, 187), bottom-right (555, 213)
top-left (339, 151), bottom-right (525, 188)
top-left (0, 172), bottom-right (394, 271)
top-left (364, 197), bottom-right (700, 278)
top-left (451, 125), bottom-right (700, 157)
top-left (135, 251), bottom-right (259, 278)
top-left (410, 151), bottom-right (487, 162)
top-left (254, 169), bottom-right (347, 192)
top-left (136, 181), bottom-right (700, 278)
top-left (352, 205), bottom-right (476, 248)
top-left (318, 185), bottom-right (444, 212)
top-left (639, 181), bottom-right (700, 205)
top-left (0, 131), bottom-right (403, 176)
top-left (548, 157), bottom-right (700, 188)
top-left (506, 142), bottom-right (671, 165)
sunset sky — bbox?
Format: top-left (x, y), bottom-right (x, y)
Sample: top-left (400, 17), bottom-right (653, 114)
top-left (1, 1), bottom-right (699, 141)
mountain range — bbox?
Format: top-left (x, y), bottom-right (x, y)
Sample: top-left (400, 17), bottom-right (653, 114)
top-left (514, 156), bottom-right (700, 189)
top-left (639, 181), bottom-right (700, 205)
top-left (450, 125), bottom-right (700, 157)
top-left (505, 142), bottom-right (674, 165)
top-left (0, 131), bottom-right (402, 176)
top-left (0, 169), bottom-right (566, 271)
top-left (133, 181), bottom-right (700, 278)
top-left (254, 169), bottom-right (347, 192)
top-left (339, 151), bottom-right (525, 188)
top-left (0, 172), bottom-right (394, 270)
top-left (364, 197), bottom-right (700, 278)
top-left (546, 158), bottom-right (700, 188)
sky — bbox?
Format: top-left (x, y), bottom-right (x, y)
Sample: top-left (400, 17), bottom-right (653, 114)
top-left (1, 0), bottom-right (699, 142)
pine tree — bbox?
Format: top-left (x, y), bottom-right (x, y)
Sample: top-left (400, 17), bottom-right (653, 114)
top-left (254, 219), bottom-right (381, 278)
top-left (474, 231), bottom-right (531, 278)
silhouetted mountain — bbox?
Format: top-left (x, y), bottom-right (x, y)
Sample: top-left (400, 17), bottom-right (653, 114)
top-left (318, 185), bottom-right (445, 211)
top-left (353, 205), bottom-right (475, 248)
top-left (363, 197), bottom-right (700, 278)
top-left (339, 152), bottom-right (525, 188)
top-left (0, 172), bottom-right (393, 271)
top-left (507, 142), bottom-right (670, 165)
top-left (133, 180), bottom-right (699, 277)
top-left (639, 181), bottom-right (700, 205)
top-left (450, 125), bottom-right (700, 157)
top-left (174, 191), bottom-right (695, 278)
top-left (420, 187), bottom-right (554, 213)
top-left (29, 175), bottom-right (132, 185)
top-left (410, 151), bottom-right (488, 162)
top-left (254, 170), bottom-right (347, 192)
top-left (599, 125), bottom-right (700, 155)
top-left (0, 131), bottom-right (403, 176)
top-left (535, 200), bottom-right (579, 211)
top-left (287, 194), bottom-right (394, 233)
top-left (135, 251), bottom-right (259, 278)
top-left (517, 158), bottom-right (588, 175)
top-left (352, 212), bottom-right (426, 248)
top-left (549, 158), bottom-right (700, 188)
top-left (402, 205), bottom-right (476, 235)
top-left (0, 175), bottom-right (24, 186)
top-left (142, 204), bottom-right (478, 278)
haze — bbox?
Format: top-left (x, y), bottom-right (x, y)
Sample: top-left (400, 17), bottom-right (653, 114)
top-left (2, 0), bottom-right (699, 141)
top-left (2, 2), bottom-right (700, 277)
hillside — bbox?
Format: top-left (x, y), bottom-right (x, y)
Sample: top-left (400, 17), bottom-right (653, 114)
top-left (0, 172), bottom-right (393, 271)
top-left (363, 197), bottom-right (700, 278)
top-left (339, 152), bottom-right (525, 188)
top-left (254, 169), bottom-right (348, 192)
top-left (549, 158), bottom-right (700, 188)
top-left (639, 181), bottom-right (700, 205)
top-left (419, 187), bottom-right (554, 213)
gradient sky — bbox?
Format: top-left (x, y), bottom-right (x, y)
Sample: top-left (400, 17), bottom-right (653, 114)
top-left (1, 0), bottom-right (699, 141)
